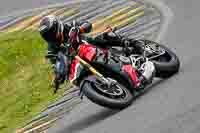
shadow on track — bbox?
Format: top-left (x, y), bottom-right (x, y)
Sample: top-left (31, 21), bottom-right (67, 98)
top-left (59, 74), bottom-right (180, 133)
top-left (62, 108), bottom-right (120, 133)
top-left (133, 72), bottom-right (181, 102)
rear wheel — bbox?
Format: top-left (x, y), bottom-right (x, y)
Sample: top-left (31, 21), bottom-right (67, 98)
top-left (144, 40), bottom-right (180, 78)
top-left (82, 76), bottom-right (134, 109)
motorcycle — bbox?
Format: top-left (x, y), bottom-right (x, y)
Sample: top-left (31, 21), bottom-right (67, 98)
top-left (50, 22), bottom-right (180, 109)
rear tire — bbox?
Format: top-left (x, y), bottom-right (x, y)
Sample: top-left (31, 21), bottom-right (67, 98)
top-left (145, 40), bottom-right (180, 78)
top-left (82, 76), bottom-right (134, 110)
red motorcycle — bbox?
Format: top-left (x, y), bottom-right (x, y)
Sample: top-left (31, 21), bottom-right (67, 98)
top-left (52, 22), bottom-right (180, 109)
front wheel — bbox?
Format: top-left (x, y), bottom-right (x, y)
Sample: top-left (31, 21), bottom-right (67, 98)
top-left (82, 76), bottom-right (134, 110)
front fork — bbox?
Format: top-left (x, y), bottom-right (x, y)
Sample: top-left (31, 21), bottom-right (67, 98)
top-left (74, 56), bottom-right (115, 98)
top-left (75, 56), bottom-right (109, 83)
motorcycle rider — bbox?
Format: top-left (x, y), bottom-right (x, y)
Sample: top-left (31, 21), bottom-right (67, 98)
top-left (38, 15), bottom-right (155, 91)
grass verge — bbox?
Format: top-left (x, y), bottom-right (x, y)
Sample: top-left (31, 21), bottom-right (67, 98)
top-left (0, 30), bottom-right (66, 133)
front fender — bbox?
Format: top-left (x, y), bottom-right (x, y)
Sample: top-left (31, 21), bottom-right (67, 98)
top-left (79, 75), bottom-right (96, 91)
top-left (79, 75), bottom-right (98, 98)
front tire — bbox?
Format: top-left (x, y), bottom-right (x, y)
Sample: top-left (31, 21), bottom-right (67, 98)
top-left (82, 76), bottom-right (134, 110)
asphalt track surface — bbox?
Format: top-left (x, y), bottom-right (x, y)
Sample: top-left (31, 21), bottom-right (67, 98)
top-left (1, 0), bottom-right (200, 133)
top-left (0, 0), bottom-right (67, 16)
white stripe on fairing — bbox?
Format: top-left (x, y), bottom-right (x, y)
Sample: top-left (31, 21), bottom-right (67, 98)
top-left (71, 62), bottom-right (83, 82)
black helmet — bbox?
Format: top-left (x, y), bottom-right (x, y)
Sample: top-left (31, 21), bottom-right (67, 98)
top-left (39, 15), bottom-right (64, 42)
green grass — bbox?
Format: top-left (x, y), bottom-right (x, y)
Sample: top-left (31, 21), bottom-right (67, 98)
top-left (0, 31), bottom-right (65, 133)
